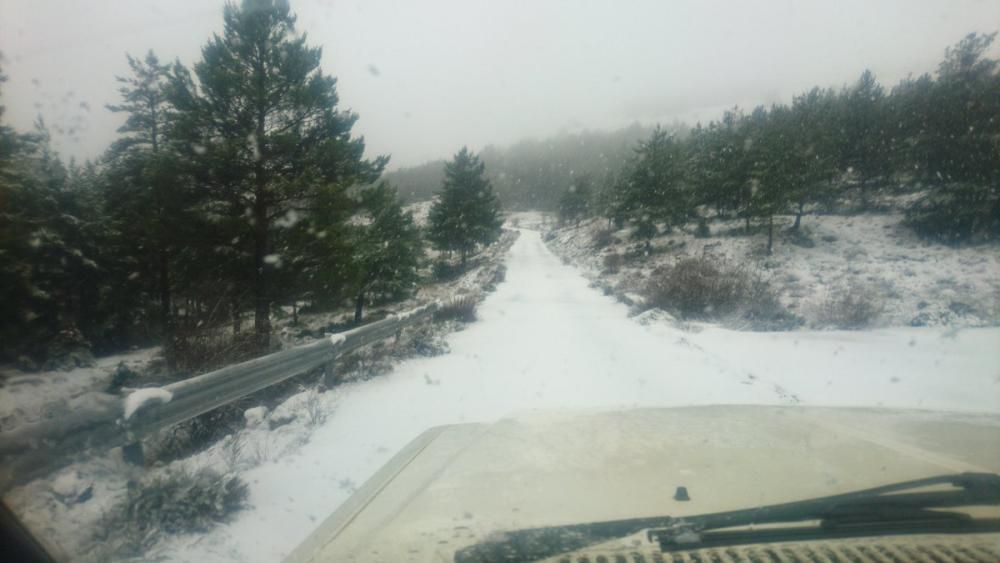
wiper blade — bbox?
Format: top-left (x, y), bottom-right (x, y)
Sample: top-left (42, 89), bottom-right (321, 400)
top-left (453, 472), bottom-right (1000, 563)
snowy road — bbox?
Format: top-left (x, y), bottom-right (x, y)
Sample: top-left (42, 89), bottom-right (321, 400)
top-left (163, 228), bottom-right (1000, 562)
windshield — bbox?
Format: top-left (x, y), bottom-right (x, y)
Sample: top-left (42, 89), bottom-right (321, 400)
top-left (0, 1), bottom-right (998, 562)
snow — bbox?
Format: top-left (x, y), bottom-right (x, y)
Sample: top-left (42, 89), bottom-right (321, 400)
top-left (327, 333), bottom-right (345, 346)
top-left (243, 407), bottom-right (269, 428)
top-left (0, 347), bottom-right (158, 432)
top-left (150, 227), bottom-right (999, 563)
top-left (122, 388), bottom-right (174, 421)
top-left (50, 470), bottom-right (88, 500)
top-left (546, 213), bottom-right (1000, 329)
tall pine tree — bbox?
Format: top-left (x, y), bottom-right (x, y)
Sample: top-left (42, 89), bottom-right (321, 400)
top-left (348, 182), bottom-right (423, 323)
top-left (427, 147), bottom-right (503, 265)
top-left (168, 0), bottom-right (385, 350)
top-left (104, 51), bottom-right (185, 362)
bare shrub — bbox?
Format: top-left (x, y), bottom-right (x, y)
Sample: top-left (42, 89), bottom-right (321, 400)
top-left (742, 278), bottom-right (802, 331)
top-left (95, 467), bottom-right (249, 558)
top-left (302, 387), bottom-right (328, 427)
top-left (591, 228), bottom-right (617, 249)
top-left (645, 256), bottom-right (800, 329)
top-left (220, 434), bottom-right (245, 471)
top-left (602, 252), bottom-right (623, 274)
top-left (170, 327), bottom-right (258, 375)
top-left (434, 295), bottom-right (478, 323)
top-left (147, 402), bottom-right (249, 464)
top-left (338, 344), bottom-right (393, 381)
top-left (816, 283), bottom-right (884, 329)
top-left (397, 324), bottom-right (450, 357)
top-left (645, 257), bottom-right (748, 318)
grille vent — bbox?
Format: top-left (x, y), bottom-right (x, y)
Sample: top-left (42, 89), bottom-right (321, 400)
top-left (550, 535), bottom-right (1000, 563)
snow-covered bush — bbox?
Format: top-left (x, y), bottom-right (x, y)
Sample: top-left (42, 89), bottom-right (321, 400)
top-left (397, 324), bottom-right (450, 357)
top-left (95, 467), bottom-right (249, 558)
top-left (741, 278), bottom-right (803, 331)
top-left (149, 403), bottom-right (248, 463)
top-left (434, 295), bottom-right (478, 323)
top-left (816, 283), bottom-right (884, 329)
top-left (645, 257), bottom-right (749, 318)
top-left (338, 344), bottom-right (394, 381)
top-left (644, 256), bottom-right (799, 329)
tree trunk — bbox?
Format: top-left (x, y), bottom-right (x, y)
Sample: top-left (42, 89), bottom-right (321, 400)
top-left (252, 83), bottom-right (270, 352)
top-left (767, 214), bottom-right (774, 255)
top-left (745, 215), bottom-right (751, 234)
top-left (354, 292), bottom-right (365, 325)
top-left (253, 199), bottom-right (270, 352)
top-left (158, 246), bottom-right (174, 367)
top-left (292, 301), bottom-right (298, 326)
top-left (793, 201), bottom-right (804, 231)
top-left (231, 295), bottom-right (241, 334)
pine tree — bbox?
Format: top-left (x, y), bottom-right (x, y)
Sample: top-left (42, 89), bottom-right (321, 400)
top-left (619, 127), bottom-right (689, 241)
top-left (749, 105), bottom-right (795, 254)
top-left (839, 69), bottom-right (890, 204)
top-left (558, 175), bottom-right (592, 226)
top-left (787, 87), bottom-right (839, 230)
top-left (168, 0), bottom-right (385, 350)
top-left (348, 182), bottom-right (423, 323)
top-left (0, 115), bottom-right (101, 364)
top-left (427, 147), bottom-right (503, 265)
top-left (904, 32), bottom-right (1000, 243)
top-left (104, 51), bottom-right (185, 361)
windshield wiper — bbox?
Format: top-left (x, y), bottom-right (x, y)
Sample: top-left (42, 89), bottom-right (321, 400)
top-left (453, 472), bottom-right (1000, 563)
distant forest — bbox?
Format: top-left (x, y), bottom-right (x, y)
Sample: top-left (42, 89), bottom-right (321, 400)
top-left (386, 123), bottom-right (663, 210)
top-left (392, 33), bottom-right (999, 251)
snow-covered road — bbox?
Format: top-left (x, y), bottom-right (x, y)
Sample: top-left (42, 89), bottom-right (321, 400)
top-left (163, 228), bottom-right (1000, 562)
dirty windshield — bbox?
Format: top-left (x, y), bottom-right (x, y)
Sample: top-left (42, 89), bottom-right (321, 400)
top-left (0, 1), bottom-right (998, 561)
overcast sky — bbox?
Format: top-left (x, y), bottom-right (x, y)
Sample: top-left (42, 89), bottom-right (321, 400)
top-left (1, 0), bottom-right (998, 170)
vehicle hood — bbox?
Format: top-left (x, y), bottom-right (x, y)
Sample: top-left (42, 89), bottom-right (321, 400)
top-left (284, 405), bottom-right (1000, 562)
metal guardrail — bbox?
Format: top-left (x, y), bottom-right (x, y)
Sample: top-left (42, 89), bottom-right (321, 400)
top-left (0, 301), bottom-right (442, 493)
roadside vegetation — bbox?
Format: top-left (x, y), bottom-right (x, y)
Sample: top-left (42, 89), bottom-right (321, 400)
top-left (537, 33), bottom-right (1000, 331)
top-left (0, 2), bottom-right (503, 374)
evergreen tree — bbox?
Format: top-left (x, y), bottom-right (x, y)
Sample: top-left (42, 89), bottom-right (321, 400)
top-left (904, 32), bottom-right (1000, 243)
top-left (558, 174), bottom-right (592, 226)
top-left (104, 51), bottom-right (185, 362)
top-left (592, 171), bottom-right (627, 229)
top-left (839, 69), bottom-right (890, 203)
top-left (0, 116), bottom-right (100, 364)
top-left (427, 147), bottom-right (503, 265)
top-left (348, 182), bottom-right (423, 323)
top-left (619, 127), bottom-right (689, 241)
top-left (749, 105), bottom-right (795, 254)
top-left (787, 87), bottom-right (839, 229)
top-left (168, 0), bottom-right (385, 350)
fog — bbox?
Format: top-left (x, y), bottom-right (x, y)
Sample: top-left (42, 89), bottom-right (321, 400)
top-left (1, 0), bottom-right (997, 169)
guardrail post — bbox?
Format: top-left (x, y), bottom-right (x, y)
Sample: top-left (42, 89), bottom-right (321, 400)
top-left (322, 359), bottom-right (336, 389)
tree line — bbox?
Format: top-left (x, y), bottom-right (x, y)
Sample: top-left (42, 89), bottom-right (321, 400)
top-left (568, 33), bottom-right (999, 252)
top-left (387, 123), bottom-right (658, 210)
top-left (0, 0), bottom-right (503, 370)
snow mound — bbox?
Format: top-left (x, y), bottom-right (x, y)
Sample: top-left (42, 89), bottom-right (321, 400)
top-left (123, 388), bottom-right (173, 420)
top-left (244, 406), bottom-right (269, 428)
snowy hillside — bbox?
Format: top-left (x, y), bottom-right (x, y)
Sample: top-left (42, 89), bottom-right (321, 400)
top-left (7, 225), bottom-right (994, 563)
top-left (545, 213), bottom-right (1000, 329)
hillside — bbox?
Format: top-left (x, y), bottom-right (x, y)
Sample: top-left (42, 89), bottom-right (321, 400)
top-left (543, 211), bottom-right (1000, 330)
